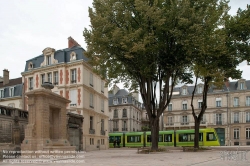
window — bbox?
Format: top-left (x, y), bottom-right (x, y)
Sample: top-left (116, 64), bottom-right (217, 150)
top-left (114, 109), bottom-right (118, 118)
top-left (215, 113), bottom-right (222, 125)
top-left (179, 133), bottom-right (202, 142)
top-left (0, 89), bottom-right (4, 98)
top-left (113, 99), bottom-right (118, 105)
top-left (69, 90), bottom-right (77, 106)
top-left (9, 87), bottom-right (14, 97)
top-left (234, 97), bottom-right (239, 107)
top-left (90, 116), bottom-right (93, 130)
top-left (53, 71), bottom-right (58, 85)
top-left (182, 88), bottom-right (187, 95)
top-left (216, 98), bottom-right (222, 107)
top-left (234, 128), bottom-right (240, 139)
top-left (198, 101), bottom-right (202, 109)
top-left (89, 73), bottom-right (93, 86)
top-left (182, 116), bottom-right (188, 124)
top-left (240, 82), bottom-right (244, 90)
top-left (122, 121), bottom-right (127, 131)
top-left (197, 86), bottom-right (202, 93)
top-left (47, 55), bottom-right (51, 65)
top-left (206, 132), bottom-right (217, 141)
top-left (127, 135), bottom-right (141, 142)
top-left (168, 103), bottom-right (172, 111)
top-left (246, 97), bottom-right (250, 106)
top-left (246, 112), bottom-right (250, 122)
top-left (113, 121), bottom-right (118, 128)
top-left (89, 93), bottom-right (94, 108)
top-left (101, 119), bottom-right (104, 131)
top-left (90, 138), bottom-right (94, 145)
top-left (71, 69), bottom-right (76, 83)
top-left (101, 99), bottom-right (104, 112)
top-left (29, 77), bottom-right (33, 90)
top-left (164, 134), bottom-right (172, 142)
top-left (182, 103), bottom-right (187, 110)
top-left (41, 74), bottom-right (45, 84)
top-left (122, 98), bottom-right (127, 104)
top-left (167, 116), bottom-right (173, 125)
top-left (122, 109), bottom-right (127, 117)
top-left (246, 128), bottom-right (250, 139)
top-left (234, 112), bottom-right (239, 123)
top-left (101, 81), bottom-right (104, 93)
top-left (47, 73), bottom-right (52, 83)
top-left (201, 115), bottom-right (206, 123)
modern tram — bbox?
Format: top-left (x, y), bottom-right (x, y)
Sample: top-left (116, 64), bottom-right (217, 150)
top-left (109, 128), bottom-right (220, 148)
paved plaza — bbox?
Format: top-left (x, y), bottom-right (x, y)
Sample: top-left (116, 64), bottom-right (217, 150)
top-left (1, 147), bottom-right (250, 166)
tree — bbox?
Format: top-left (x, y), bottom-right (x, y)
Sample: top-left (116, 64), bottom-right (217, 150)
top-left (188, 4), bottom-right (250, 149)
top-left (83, 0), bottom-right (245, 150)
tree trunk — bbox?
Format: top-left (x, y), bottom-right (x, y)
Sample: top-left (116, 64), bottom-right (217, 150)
top-left (194, 118), bottom-right (200, 149)
top-left (150, 117), bottom-right (159, 151)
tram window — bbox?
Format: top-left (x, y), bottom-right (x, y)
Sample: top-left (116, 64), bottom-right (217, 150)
top-left (147, 135), bottom-right (151, 142)
top-left (109, 136), bottom-right (114, 143)
top-left (206, 132), bottom-right (217, 141)
top-left (199, 133), bottom-right (203, 141)
top-left (159, 135), bottom-right (163, 142)
top-left (127, 135), bottom-right (141, 142)
top-left (179, 133), bottom-right (195, 142)
top-left (115, 136), bottom-right (121, 142)
top-left (164, 134), bottom-right (172, 142)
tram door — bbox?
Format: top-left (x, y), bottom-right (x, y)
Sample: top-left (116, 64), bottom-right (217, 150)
top-left (215, 128), bottom-right (225, 146)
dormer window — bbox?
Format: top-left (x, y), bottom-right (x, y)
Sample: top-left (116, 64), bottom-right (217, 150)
top-left (9, 87), bottom-right (14, 97)
top-left (113, 99), bottom-right (118, 105)
top-left (28, 62), bottom-right (33, 70)
top-left (182, 88), bottom-right (187, 95)
top-left (197, 86), bottom-right (202, 94)
top-left (47, 55), bottom-right (51, 65)
top-left (0, 89), bottom-right (4, 98)
top-left (70, 52), bottom-right (77, 61)
top-left (240, 82), bottom-right (244, 90)
top-left (122, 98), bottom-right (127, 104)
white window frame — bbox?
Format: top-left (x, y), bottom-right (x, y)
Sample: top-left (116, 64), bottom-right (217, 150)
top-left (240, 82), bottom-right (244, 90)
top-left (246, 128), bottom-right (250, 139)
top-left (101, 99), bottom-right (104, 112)
top-left (182, 88), bottom-right (187, 95)
top-left (0, 89), bottom-right (4, 98)
top-left (234, 97), bottom-right (239, 107)
top-left (197, 86), bottom-right (202, 94)
top-left (101, 81), bottom-right (104, 93)
top-left (9, 87), bottom-right (14, 97)
top-left (182, 116), bottom-right (188, 123)
top-left (168, 103), bottom-right (172, 111)
top-left (47, 72), bottom-right (52, 83)
top-left (198, 101), bottom-right (202, 108)
top-left (234, 128), bottom-right (240, 139)
top-left (246, 96), bottom-right (250, 106)
top-left (167, 116), bottom-right (173, 124)
top-left (29, 77), bottom-right (33, 90)
top-left (53, 71), bottom-right (58, 85)
top-left (234, 112), bottom-right (239, 123)
top-left (246, 112), bottom-right (250, 122)
top-left (113, 98), bottom-right (118, 105)
top-left (41, 74), bottom-right (45, 84)
top-left (47, 55), bottom-right (51, 65)
top-left (89, 73), bottom-right (93, 86)
top-left (122, 98), bottom-right (127, 104)
top-left (182, 103), bottom-right (187, 110)
top-left (71, 69), bottom-right (77, 83)
top-left (89, 93), bottom-right (94, 108)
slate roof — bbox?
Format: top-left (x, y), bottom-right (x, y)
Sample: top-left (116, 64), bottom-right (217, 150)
top-left (24, 46), bottom-right (87, 72)
top-left (0, 77), bottom-right (23, 98)
top-left (173, 80), bottom-right (250, 96)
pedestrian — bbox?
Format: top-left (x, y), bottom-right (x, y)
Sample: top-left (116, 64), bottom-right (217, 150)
top-left (113, 140), bottom-right (116, 148)
top-left (117, 139), bottom-right (120, 148)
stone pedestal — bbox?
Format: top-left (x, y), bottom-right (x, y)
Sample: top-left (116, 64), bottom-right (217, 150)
top-left (21, 85), bottom-right (75, 152)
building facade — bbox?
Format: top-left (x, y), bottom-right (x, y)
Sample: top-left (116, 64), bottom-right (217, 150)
top-left (164, 79), bottom-right (250, 146)
top-left (108, 85), bottom-right (143, 132)
top-left (0, 69), bottom-right (23, 109)
top-left (21, 37), bottom-right (109, 151)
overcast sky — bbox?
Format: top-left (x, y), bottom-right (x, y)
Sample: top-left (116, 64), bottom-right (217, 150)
top-left (0, 0), bottom-right (249, 83)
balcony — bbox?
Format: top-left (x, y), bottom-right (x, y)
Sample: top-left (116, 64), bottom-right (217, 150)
top-left (122, 128), bottom-right (127, 131)
top-left (70, 103), bottom-right (77, 107)
top-left (89, 129), bottom-right (95, 134)
top-left (113, 115), bottom-right (118, 119)
top-left (246, 120), bottom-right (250, 123)
top-left (122, 115), bottom-right (128, 119)
top-left (71, 80), bottom-right (76, 84)
top-left (234, 105), bottom-right (240, 107)
top-left (201, 121), bottom-right (206, 124)
top-left (216, 121), bottom-right (222, 125)
top-left (53, 82), bottom-right (58, 85)
top-left (100, 130), bottom-right (105, 135)
top-left (113, 128), bottom-right (119, 131)
top-left (234, 121), bottom-right (239, 123)
top-left (181, 122), bottom-right (189, 125)
top-left (166, 123), bottom-right (174, 126)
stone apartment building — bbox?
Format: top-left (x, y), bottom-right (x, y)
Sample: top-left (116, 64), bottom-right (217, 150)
top-left (164, 79), bottom-right (250, 146)
top-left (108, 85), bottom-right (143, 132)
top-left (0, 69), bottom-right (23, 109)
top-left (21, 37), bottom-right (109, 151)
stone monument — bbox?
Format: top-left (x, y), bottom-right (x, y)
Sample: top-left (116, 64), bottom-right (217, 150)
top-left (21, 82), bottom-right (75, 152)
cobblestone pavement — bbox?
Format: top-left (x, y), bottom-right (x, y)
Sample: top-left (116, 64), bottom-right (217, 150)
top-left (1, 147), bottom-right (250, 166)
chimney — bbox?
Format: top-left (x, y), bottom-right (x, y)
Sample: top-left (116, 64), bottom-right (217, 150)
top-left (68, 36), bottom-right (80, 48)
top-left (112, 85), bottom-right (120, 95)
top-left (3, 69), bottom-right (9, 85)
top-left (224, 77), bottom-right (230, 90)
